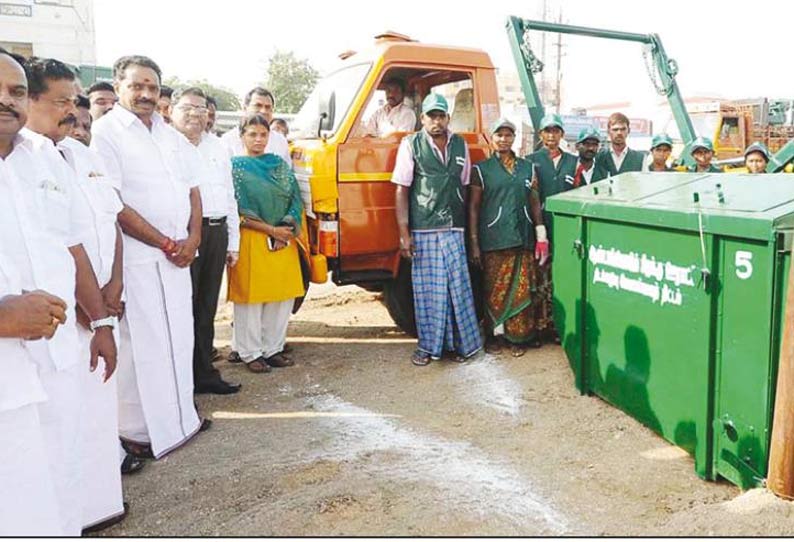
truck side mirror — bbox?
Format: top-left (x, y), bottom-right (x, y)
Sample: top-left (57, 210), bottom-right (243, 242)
top-left (318, 90), bottom-right (336, 137)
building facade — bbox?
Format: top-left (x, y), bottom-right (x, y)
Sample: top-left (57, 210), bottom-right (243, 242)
top-left (0, 0), bottom-right (96, 66)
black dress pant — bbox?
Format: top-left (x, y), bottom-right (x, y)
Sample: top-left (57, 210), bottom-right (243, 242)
top-left (191, 219), bottom-right (228, 386)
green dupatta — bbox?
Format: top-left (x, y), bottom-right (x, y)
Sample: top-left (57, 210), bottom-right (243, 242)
top-left (231, 153), bottom-right (303, 228)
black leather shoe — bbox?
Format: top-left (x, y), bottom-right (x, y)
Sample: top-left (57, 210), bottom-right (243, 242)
top-left (194, 379), bottom-right (241, 395)
top-left (121, 453), bottom-right (146, 475)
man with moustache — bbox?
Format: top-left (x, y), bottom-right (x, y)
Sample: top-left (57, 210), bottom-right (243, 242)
top-left (24, 57), bottom-right (130, 532)
top-left (364, 77), bottom-right (416, 137)
top-left (0, 47), bottom-right (66, 537)
top-left (91, 55), bottom-right (208, 461)
top-left (0, 50), bottom-right (112, 536)
top-left (170, 87), bottom-right (241, 395)
top-left (564, 127), bottom-right (600, 189)
top-left (220, 87), bottom-right (290, 163)
top-left (87, 81), bottom-right (117, 120)
top-left (392, 93), bottom-right (482, 366)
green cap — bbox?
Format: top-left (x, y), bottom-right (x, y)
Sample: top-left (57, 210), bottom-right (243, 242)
top-left (744, 141), bottom-right (771, 160)
top-left (539, 113), bottom-right (564, 132)
top-left (490, 117), bottom-right (516, 134)
top-left (650, 133), bottom-right (674, 150)
top-left (576, 126), bottom-right (601, 144)
top-left (690, 136), bottom-right (715, 154)
top-left (421, 93), bottom-right (449, 115)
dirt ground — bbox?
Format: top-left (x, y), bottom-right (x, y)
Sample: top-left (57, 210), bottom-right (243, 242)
top-left (103, 284), bottom-right (794, 537)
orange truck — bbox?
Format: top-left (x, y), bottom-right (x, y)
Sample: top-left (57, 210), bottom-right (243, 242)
top-left (288, 32), bottom-right (501, 334)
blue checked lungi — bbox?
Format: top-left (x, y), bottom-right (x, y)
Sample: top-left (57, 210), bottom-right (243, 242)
top-left (411, 230), bottom-right (483, 359)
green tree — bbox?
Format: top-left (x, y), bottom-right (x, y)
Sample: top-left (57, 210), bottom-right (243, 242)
top-left (164, 76), bottom-right (241, 111)
top-left (263, 51), bottom-right (319, 114)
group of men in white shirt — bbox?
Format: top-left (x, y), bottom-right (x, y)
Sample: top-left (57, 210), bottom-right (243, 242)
top-left (0, 49), bottom-right (260, 535)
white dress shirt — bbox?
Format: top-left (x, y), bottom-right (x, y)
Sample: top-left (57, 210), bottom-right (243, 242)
top-left (0, 139), bottom-right (79, 374)
top-left (610, 146), bottom-right (628, 172)
top-left (196, 132), bottom-right (240, 252)
top-left (58, 137), bottom-right (123, 285)
top-left (365, 102), bottom-right (417, 136)
top-left (0, 239), bottom-right (46, 412)
top-left (16, 128), bottom-right (92, 248)
top-left (220, 127), bottom-right (291, 164)
top-left (91, 108), bottom-right (200, 265)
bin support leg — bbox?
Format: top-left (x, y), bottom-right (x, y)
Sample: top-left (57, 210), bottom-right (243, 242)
top-left (769, 252), bottom-right (794, 499)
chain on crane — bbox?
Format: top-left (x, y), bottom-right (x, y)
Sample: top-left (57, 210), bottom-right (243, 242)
top-left (642, 43), bottom-right (671, 97)
top-left (521, 29), bottom-right (545, 74)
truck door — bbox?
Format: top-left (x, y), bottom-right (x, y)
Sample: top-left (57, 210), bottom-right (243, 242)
top-left (335, 67), bottom-right (486, 285)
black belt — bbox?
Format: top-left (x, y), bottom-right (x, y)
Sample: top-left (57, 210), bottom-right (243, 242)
top-left (202, 216), bottom-right (227, 226)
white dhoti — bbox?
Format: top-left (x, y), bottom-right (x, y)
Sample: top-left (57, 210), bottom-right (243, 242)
top-left (77, 327), bottom-right (125, 529)
top-left (117, 260), bottom-right (200, 459)
top-left (38, 364), bottom-right (82, 536)
top-left (233, 300), bottom-right (293, 362)
top-left (0, 404), bottom-right (62, 536)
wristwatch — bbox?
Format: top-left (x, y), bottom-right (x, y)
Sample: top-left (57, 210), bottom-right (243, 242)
top-left (90, 316), bottom-right (118, 332)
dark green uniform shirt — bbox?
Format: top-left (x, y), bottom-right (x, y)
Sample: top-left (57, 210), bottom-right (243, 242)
top-left (526, 147), bottom-right (578, 241)
top-left (406, 131), bottom-right (467, 231)
top-left (593, 147), bottom-right (646, 182)
top-left (471, 154), bottom-right (535, 252)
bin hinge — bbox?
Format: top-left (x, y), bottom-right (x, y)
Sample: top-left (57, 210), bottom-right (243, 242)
top-left (573, 239), bottom-right (585, 260)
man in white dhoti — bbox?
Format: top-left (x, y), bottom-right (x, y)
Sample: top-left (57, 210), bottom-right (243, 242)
top-left (23, 56), bottom-right (129, 532)
top-left (91, 55), bottom-right (209, 460)
top-left (1, 50), bottom-right (117, 537)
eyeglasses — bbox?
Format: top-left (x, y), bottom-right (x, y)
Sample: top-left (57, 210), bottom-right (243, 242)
top-left (176, 104), bottom-right (208, 115)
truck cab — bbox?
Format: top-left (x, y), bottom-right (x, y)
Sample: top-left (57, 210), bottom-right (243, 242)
top-left (289, 33), bottom-right (500, 333)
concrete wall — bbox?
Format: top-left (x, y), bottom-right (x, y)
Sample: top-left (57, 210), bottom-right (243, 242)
top-left (0, 0), bottom-right (96, 65)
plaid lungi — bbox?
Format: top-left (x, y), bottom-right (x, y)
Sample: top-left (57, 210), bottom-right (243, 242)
top-left (411, 230), bottom-right (483, 359)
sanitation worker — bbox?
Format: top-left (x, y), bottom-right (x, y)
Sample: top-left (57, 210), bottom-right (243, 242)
top-left (392, 93), bottom-right (482, 366)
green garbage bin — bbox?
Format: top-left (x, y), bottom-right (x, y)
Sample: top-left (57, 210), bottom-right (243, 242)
top-left (546, 172), bottom-right (794, 489)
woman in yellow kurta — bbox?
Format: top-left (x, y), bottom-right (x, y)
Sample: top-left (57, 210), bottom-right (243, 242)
top-left (229, 114), bottom-right (304, 373)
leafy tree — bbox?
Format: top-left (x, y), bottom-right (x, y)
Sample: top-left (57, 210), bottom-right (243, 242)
top-left (164, 76), bottom-right (241, 111)
top-left (263, 51), bottom-right (319, 114)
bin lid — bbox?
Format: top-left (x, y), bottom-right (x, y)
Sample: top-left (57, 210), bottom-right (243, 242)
top-left (546, 172), bottom-right (794, 241)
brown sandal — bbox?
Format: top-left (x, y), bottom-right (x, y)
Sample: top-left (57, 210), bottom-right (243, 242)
top-left (510, 344), bottom-right (527, 358)
top-left (246, 358), bottom-right (271, 373)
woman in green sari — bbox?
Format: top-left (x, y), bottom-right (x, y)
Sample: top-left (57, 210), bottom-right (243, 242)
top-left (469, 118), bottom-right (546, 356)
top-left (228, 113), bottom-right (304, 373)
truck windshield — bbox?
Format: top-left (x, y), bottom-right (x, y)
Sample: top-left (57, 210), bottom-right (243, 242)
top-left (291, 62), bottom-right (372, 139)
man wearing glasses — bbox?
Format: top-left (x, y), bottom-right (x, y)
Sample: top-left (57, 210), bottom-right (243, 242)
top-left (170, 87), bottom-right (241, 395)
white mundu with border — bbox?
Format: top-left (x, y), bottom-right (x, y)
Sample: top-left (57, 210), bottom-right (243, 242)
top-left (91, 107), bottom-right (201, 458)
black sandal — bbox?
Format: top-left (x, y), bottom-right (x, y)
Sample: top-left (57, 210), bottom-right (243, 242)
top-left (411, 350), bottom-right (431, 366)
top-left (120, 439), bottom-right (154, 460)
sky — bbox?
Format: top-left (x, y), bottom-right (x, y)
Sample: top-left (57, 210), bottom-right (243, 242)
top-left (94, 0), bottom-right (793, 114)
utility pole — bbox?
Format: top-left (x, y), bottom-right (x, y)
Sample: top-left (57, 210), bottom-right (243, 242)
top-left (554, 10), bottom-right (564, 113)
top-left (540, 0), bottom-right (548, 105)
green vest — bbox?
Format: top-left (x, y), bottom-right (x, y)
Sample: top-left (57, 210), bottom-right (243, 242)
top-left (593, 147), bottom-right (646, 182)
top-left (686, 164), bottom-right (722, 173)
top-left (476, 154), bottom-right (535, 252)
top-left (408, 131), bottom-right (467, 231)
top-left (527, 147), bottom-right (578, 241)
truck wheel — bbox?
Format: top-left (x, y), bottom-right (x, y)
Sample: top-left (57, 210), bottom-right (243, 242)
top-left (383, 259), bottom-right (417, 337)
